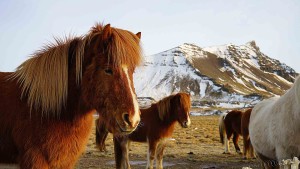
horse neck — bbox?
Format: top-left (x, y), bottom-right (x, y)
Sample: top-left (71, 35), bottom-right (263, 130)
top-left (0, 72), bottom-right (88, 121)
top-left (47, 64), bottom-right (90, 119)
top-left (140, 105), bottom-right (177, 138)
top-left (63, 63), bottom-right (91, 118)
top-left (276, 86), bottom-right (300, 117)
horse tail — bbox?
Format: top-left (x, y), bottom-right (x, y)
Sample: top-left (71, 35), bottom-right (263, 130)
top-left (219, 113), bottom-right (227, 144)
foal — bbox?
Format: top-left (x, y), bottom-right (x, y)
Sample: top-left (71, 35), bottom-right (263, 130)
top-left (96, 93), bottom-right (191, 169)
top-left (219, 109), bottom-right (254, 159)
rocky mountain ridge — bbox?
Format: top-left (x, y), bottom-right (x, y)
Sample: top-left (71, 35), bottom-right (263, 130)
top-left (134, 41), bottom-right (298, 109)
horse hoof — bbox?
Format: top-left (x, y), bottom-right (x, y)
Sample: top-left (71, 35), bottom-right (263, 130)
top-left (223, 152), bottom-right (230, 154)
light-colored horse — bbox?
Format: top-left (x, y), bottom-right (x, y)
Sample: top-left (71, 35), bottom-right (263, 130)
top-left (249, 76), bottom-right (300, 169)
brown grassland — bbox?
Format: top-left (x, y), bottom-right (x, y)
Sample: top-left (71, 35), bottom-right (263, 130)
top-left (76, 115), bottom-right (261, 169)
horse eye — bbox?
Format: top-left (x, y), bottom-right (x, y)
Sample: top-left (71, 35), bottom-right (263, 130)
top-left (104, 69), bottom-right (113, 75)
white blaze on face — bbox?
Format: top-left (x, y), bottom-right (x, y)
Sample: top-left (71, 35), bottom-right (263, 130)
top-left (122, 65), bottom-right (140, 126)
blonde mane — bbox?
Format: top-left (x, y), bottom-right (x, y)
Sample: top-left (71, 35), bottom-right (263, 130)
top-left (156, 93), bottom-right (191, 120)
top-left (12, 23), bottom-right (142, 116)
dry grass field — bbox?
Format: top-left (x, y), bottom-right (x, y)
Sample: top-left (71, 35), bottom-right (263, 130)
top-left (76, 115), bottom-right (261, 169)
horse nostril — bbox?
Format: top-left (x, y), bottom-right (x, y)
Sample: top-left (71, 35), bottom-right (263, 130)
top-left (183, 121), bottom-right (190, 128)
top-left (122, 112), bottom-right (131, 126)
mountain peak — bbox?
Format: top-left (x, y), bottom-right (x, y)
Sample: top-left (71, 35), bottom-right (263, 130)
top-left (179, 43), bottom-right (203, 51)
top-left (246, 40), bottom-right (260, 51)
top-left (135, 41), bottom-right (298, 103)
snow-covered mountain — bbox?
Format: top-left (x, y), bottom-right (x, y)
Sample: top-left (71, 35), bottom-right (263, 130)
top-left (134, 41), bottom-right (298, 108)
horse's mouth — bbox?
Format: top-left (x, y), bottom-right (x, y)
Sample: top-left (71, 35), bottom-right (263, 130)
top-left (181, 123), bottom-right (189, 128)
top-left (116, 120), bottom-right (137, 134)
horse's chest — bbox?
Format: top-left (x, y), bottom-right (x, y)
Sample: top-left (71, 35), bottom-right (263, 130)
top-left (32, 114), bottom-right (93, 167)
top-left (154, 126), bottom-right (174, 138)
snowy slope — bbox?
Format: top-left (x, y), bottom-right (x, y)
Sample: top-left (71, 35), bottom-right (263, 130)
top-left (134, 47), bottom-right (219, 100)
top-left (134, 41), bottom-right (298, 106)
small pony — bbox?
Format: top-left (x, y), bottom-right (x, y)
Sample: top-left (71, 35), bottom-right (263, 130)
top-left (96, 93), bottom-right (191, 169)
top-left (219, 109), bottom-right (254, 159)
top-left (249, 76), bottom-right (300, 169)
top-left (0, 23), bottom-right (142, 169)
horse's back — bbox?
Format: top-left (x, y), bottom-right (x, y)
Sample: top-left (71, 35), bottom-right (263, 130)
top-left (128, 105), bottom-right (173, 142)
top-left (225, 110), bottom-right (243, 135)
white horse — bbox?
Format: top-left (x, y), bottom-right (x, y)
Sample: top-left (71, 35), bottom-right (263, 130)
top-left (249, 76), bottom-right (300, 169)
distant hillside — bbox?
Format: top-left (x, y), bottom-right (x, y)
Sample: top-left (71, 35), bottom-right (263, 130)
top-left (134, 41), bottom-right (298, 108)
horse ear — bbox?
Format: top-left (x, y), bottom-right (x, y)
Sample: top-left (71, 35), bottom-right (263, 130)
top-left (101, 24), bottom-right (112, 41)
top-left (136, 32), bottom-right (141, 39)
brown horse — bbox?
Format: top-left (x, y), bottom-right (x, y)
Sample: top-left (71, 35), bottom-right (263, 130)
top-left (96, 93), bottom-right (191, 169)
top-left (0, 23), bottom-right (142, 169)
top-left (219, 109), bottom-right (255, 159)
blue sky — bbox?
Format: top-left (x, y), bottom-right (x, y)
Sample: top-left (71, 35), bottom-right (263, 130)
top-left (0, 0), bottom-right (299, 72)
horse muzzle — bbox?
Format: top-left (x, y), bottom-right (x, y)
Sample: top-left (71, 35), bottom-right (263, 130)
top-left (116, 112), bottom-right (140, 134)
top-left (181, 119), bottom-right (191, 128)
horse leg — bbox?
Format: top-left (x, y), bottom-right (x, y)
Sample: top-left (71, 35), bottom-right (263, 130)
top-left (249, 141), bottom-right (256, 159)
top-left (128, 140), bottom-right (132, 151)
top-left (19, 149), bottom-right (49, 169)
top-left (156, 141), bottom-right (166, 169)
top-left (257, 152), bottom-right (279, 169)
top-left (223, 136), bottom-right (230, 154)
top-left (243, 136), bottom-right (250, 159)
top-left (233, 132), bottom-right (242, 154)
top-left (113, 136), bottom-right (131, 169)
top-left (224, 128), bottom-right (233, 154)
top-left (146, 140), bottom-right (158, 169)
top-left (95, 119), bottom-right (109, 152)
top-left (124, 141), bottom-right (131, 169)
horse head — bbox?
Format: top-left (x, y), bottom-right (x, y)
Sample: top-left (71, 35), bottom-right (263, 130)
top-left (80, 24), bottom-right (142, 134)
top-left (175, 93), bottom-right (191, 128)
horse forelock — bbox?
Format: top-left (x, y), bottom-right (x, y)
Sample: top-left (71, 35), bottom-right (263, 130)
top-left (11, 23), bottom-right (143, 117)
top-left (86, 23), bottom-right (143, 70)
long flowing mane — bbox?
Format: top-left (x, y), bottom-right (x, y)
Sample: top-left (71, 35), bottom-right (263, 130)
top-left (11, 23), bottom-right (142, 116)
top-left (156, 93), bottom-right (190, 120)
